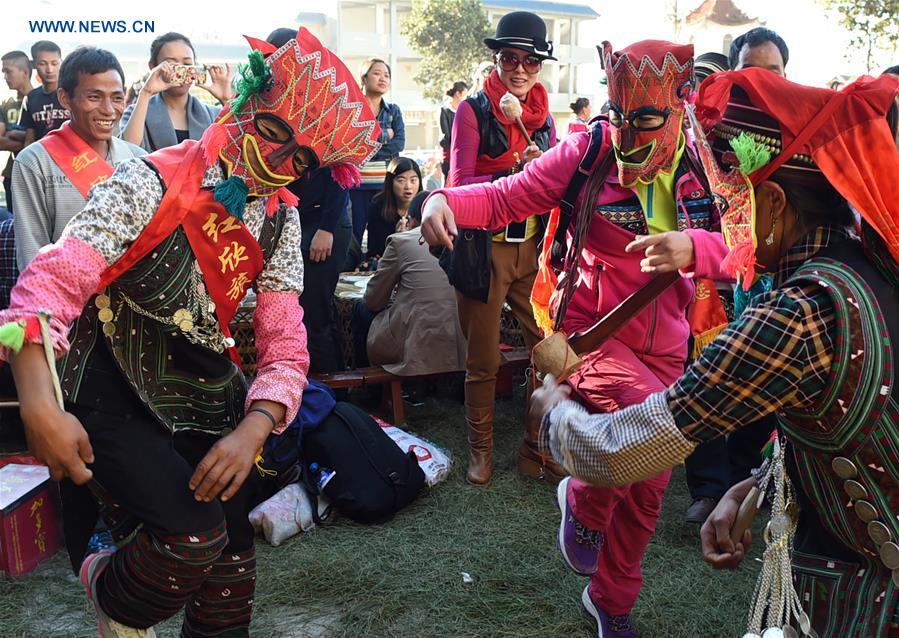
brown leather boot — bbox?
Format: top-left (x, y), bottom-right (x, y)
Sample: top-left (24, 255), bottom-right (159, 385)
top-left (518, 411), bottom-right (566, 484)
top-left (465, 405), bottom-right (494, 485)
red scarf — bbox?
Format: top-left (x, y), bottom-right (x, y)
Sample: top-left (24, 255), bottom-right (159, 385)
top-left (40, 122), bottom-right (114, 198)
top-left (478, 70), bottom-right (550, 174)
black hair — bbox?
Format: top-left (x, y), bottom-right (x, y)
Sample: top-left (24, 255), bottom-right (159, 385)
top-left (31, 40), bottom-right (61, 59)
top-left (58, 47), bottom-right (125, 96)
top-left (770, 175), bottom-right (854, 231)
top-left (445, 81), bottom-right (469, 98)
top-left (149, 32), bottom-right (195, 67)
top-left (266, 28), bottom-right (297, 49)
top-left (380, 157), bottom-right (422, 222)
top-left (360, 58), bottom-right (391, 87)
top-left (1, 51), bottom-right (31, 73)
top-left (887, 100), bottom-right (898, 140)
top-left (883, 65), bottom-right (899, 76)
top-left (409, 190), bottom-right (430, 225)
top-left (570, 97), bottom-right (590, 114)
top-left (729, 27), bottom-right (789, 70)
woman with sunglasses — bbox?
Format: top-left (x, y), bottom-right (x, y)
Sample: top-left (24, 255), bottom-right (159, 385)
top-left (445, 11), bottom-right (558, 487)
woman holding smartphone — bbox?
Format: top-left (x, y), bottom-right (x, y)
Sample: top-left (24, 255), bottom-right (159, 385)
top-left (119, 32), bottom-right (231, 151)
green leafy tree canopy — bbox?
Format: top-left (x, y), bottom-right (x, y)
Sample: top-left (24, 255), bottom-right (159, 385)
top-left (401, 0), bottom-right (493, 102)
top-left (823, 0), bottom-right (899, 72)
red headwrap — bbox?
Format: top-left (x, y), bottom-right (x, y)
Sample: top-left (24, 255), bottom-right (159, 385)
top-left (694, 68), bottom-right (899, 274)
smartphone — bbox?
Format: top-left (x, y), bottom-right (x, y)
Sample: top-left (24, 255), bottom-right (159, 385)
top-left (170, 64), bottom-right (206, 86)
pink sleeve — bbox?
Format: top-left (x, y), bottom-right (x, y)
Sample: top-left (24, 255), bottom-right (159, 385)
top-left (432, 133), bottom-right (589, 230)
top-left (448, 100), bottom-right (493, 187)
top-left (681, 228), bottom-right (734, 283)
top-left (0, 236), bottom-right (108, 361)
top-left (246, 290), bottom-right (309, 434)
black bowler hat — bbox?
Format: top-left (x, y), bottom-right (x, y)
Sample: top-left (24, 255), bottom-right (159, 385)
top-left (484, 11), bottom-right (557, 61)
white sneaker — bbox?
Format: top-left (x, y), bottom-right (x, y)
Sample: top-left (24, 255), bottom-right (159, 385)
top-left (80, 550), bottom-right (158, 638)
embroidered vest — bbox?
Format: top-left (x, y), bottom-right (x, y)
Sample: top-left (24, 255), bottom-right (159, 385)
top-left (779, 240), bottom-right (899, 637)
top-left (58, 162), bottom-right (287, 435)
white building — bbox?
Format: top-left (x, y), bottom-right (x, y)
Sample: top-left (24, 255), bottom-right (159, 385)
top-left (678, 0), bottom-right (760, 58)
top-left (333, 0), bottom-right (600, 153)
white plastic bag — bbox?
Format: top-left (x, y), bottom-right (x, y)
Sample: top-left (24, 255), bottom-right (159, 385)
top-left (372, 416), bottom-right (453, 487)
top-left (248, 482), bottom-right (331, 546)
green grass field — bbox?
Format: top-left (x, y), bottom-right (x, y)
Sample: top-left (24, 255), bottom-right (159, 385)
top-left (0, 388), bottom-right (761, 637)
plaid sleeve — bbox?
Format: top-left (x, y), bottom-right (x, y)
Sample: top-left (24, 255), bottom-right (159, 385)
top-left (541, 392), bottom-right (696, 486)
top-left (668, 282), bottom-right (835, 442)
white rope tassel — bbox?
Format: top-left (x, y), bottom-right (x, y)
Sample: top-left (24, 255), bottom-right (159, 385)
top-left (742, 436), bottom-right (816, 638)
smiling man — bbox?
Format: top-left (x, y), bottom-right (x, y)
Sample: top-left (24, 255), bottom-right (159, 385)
top-left (11, 47), bottom-right (145, 271)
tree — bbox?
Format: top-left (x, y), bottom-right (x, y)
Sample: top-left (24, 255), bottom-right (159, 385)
top-left (823, 0), bottom-right (899, 72)
top-left (401, 0), bottom-right (493, 103)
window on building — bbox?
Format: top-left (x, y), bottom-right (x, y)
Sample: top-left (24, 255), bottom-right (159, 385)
top-left (558, 63), bottom-right (571, 94)
top-left (340, 3), bottom-right (378, 33)
top-left (559, 19), bottom-right (571, 46)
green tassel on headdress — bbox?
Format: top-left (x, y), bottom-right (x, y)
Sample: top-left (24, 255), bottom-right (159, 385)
top-left (214, 176), bottom-right (249, 220)
top-left (230, 50), bottom-right (272, 115)
top-left (0, 320), bottom-right (27, 353)
top-left (729, 132), bottom-right (772, 176)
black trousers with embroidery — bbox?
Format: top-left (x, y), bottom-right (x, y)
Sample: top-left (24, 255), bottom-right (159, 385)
top-left (61, 350), bottom-right (263, 635)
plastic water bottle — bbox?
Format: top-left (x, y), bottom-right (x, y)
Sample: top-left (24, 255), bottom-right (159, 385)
top-left (309, 463), bottom-right (336, 491)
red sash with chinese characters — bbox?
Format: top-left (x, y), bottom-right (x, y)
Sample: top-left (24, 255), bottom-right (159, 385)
top-left (99, 140), bottom-right (263, 365)
top-left (40, 122), bottom-right (114, 198)
top-left (181, 201), bottom-right (263, 328)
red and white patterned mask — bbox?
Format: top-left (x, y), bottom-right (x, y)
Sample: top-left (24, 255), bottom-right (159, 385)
top-left (201, 29), bottom-right (381, 210)
top-left (602, 40), bottom-right (693, 187)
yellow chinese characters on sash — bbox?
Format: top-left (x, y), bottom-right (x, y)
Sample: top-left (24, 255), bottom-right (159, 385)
top-left (182, 197), bottom-right (264, 328)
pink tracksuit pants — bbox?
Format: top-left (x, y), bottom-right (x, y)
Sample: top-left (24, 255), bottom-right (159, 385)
top-left (565, 337), bottom-right (685, 616)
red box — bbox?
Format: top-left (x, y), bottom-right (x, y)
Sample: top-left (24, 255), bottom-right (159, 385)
top-left (0, 461), bottom-right (62, 576)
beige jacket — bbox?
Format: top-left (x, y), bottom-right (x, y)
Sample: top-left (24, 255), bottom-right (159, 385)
top-left (363, 227), bottom-right (467, 376)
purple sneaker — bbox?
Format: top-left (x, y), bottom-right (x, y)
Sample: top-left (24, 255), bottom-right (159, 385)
top-left (582, 585), bottom-right (637, 638)
top-left (555, 476), bottom-right (603, 576)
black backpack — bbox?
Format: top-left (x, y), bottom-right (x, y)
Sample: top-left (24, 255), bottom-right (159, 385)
top-left (301, 402), bottom-right (426, 524)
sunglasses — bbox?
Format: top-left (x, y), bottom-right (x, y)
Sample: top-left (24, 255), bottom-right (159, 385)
top-left (495, 52), bottom-right (543, 75)
top-left (253, 113), bottom-right (318, 174)
top-left (607, 105), bottom-right (672, 131)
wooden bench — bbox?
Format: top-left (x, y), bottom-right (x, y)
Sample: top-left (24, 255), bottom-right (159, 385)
top-left (310, 349), bottom-right (532, 425)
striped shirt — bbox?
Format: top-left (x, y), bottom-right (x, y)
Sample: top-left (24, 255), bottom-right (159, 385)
top-left (11, 136), bottom-right (145, 271)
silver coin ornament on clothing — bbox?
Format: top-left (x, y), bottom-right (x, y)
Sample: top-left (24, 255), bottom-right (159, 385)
top-left (761, 628), bottom-right (784, 638)
top-left (868, 520), bottom-right (892, 546)
top-left (854, 500), bottom-right (879, 523)
top-left (798, 612), bottom-right (811, 634)
top-left (843, 479), bottom-right (868, 501)
top-left (880, 541), bottom-right (899, 570)
top-left (830, 456), bottom-right (857, 479)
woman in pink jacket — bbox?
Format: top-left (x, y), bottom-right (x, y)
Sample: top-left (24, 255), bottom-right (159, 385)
top-left (424, 40), bottom-right (731, 637)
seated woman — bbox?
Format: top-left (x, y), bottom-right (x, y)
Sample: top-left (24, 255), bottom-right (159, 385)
top-left (353, 191), bottom-right (466, 376)
top-left (365, 156), bottom-right (422, 261)
top-left (529, 70), bottom-right (899, 637)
